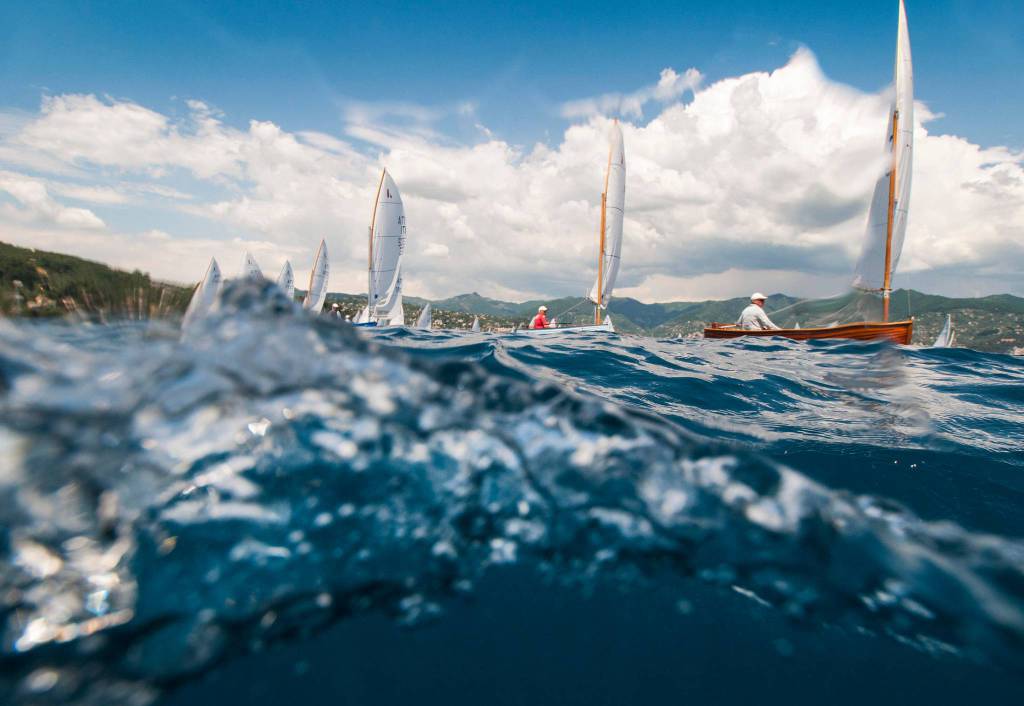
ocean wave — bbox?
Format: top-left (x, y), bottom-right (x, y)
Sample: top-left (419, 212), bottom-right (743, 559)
top-left (1, 280), bottom-right (1023, 705)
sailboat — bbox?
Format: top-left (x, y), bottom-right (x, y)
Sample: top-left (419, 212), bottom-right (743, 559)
top-left (471, 316), bottom-right (481, 333)
top-left (355, 169), bottom-right (407, 327)
top-left (932, 314), bottom-right (956, 347)
top-left (241, 252), bottom-right (263, 280)
top-left (415, 302), bottom-right (432, 330)
top-left (302, 240), bottom-right (329, 313)
top-left (182, 257), bottom-right (223, 330)
top-left (517, 120), bottom-right (625, 335)
top-left (706, 0), bottom-right (915, 346)
top-left (277, 260), bottom-right (295, 301)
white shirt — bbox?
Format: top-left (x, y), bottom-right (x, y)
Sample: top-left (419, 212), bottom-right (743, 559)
top-left (737, 304), bottom-right (780, 331)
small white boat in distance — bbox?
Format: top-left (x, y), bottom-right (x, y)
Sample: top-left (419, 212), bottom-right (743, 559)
top-left (242, 252), bottom-right (263, 280)
top-left (182, 257), bottom-right (223, 330)
top-left (471, 316), bottom-right (481, 333)
top-left (932, 314), bottom-right (956, 347)
top-left (277, 260), bottom-right (295, 301)
top-left (415, 302), bottom-right (432, 330)
top-left (303, 240), bottom-right (330, 313)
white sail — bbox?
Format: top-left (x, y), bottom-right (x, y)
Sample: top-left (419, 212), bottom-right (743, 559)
top-left (588, 121), bottom-right (626, 308)
top-left (378, 293), bottom-right (404, 327)
top-left (302, 239), bottom-right (329, 312)
top-left (415, 302), bottom-right (432, 330)
top-left (353, 305), bottom-right (369, 324)
top-left (932, 314), bottom-right (955, 348)
top-left (471, 316), bottom-right (480, 332)
top-left (182, 257), bottom-right (222, 330)
top-left (277, 260), bottom-right (295, 301)
top-left (368, 170), bottom-right (406, 322)
top-left (241, 252), bottom-right (263, 280)
top-left (853, 0), bottom-right (913, 293)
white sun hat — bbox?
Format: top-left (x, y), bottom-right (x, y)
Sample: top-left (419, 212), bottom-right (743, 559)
top-left (538, 305), bottom-right (548, 311)
top-left (750, 292), bottom-right (768, 302)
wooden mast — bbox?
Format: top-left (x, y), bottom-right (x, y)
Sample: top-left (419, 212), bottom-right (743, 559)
top-left (882, 111), bottom-right (899, 322)
top-left (594, 123), bottom-right (615, 325)
top-left (368, 168), bottom-right (386, 317)
top-left (595, 192), bottom-right (607, 324)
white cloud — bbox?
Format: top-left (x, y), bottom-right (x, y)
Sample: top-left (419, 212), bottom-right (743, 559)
top-left (0, 171), bottom-right (105, 229)
top-left (0, 49), bottom-right (1021, 300)
top-left (561, 67), bottom-right (704, 119)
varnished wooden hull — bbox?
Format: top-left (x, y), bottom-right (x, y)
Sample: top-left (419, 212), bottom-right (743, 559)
top-left (703, 319), bottom-right (913, 345)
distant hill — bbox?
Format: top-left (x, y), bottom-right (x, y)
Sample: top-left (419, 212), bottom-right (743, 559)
top-left (0, 241), bottom-right (191, 318)
top-left (3, 241), bottom-right (1021, 353)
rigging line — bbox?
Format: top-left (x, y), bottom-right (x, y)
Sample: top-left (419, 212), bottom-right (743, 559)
top-left (552, 296), bottom-right (589, 322)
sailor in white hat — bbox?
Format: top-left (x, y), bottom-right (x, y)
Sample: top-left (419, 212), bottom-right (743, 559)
top-left (737, 292), bottom-right (780, 331)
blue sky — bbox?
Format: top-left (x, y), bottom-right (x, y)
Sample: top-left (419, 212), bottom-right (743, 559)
top-left (0, 0), bottom-right (1021, 300)
top-left (1, 0), bottom-right (1021, 149)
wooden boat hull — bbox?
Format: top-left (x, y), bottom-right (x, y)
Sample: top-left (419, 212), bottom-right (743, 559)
top-left (703, 319), bottom-right (913, 345)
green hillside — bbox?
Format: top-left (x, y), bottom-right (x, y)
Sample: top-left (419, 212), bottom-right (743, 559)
top-left (0, 241), bottom-right (191, 318)
top-left (3, 240), bottom-right (1021, 353)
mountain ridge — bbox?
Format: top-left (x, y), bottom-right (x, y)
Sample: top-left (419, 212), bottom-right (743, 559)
top-left (2, 241), bottom-right (1022, 353)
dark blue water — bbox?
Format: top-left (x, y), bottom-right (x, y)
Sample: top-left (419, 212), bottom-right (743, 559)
top-left (2, 281), bottom-right (1023, 705)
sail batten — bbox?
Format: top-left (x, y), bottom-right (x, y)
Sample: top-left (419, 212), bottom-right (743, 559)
top-left (588, 121), bottom-right (626, 309)
top-left (853, 0), bottom-right (913, 302)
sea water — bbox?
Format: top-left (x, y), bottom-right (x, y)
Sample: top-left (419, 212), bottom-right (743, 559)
top-left (1, 281), bottom-right (1023, 705)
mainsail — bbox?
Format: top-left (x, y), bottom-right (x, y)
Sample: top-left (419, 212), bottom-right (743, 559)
top-left (415, 302), bottom-right (432, 330)
top-left (852, 0), bottom-right (913, 321)
top-left (242, 252), bottom-right (263, 280)
top-left (302, 239), bottom-right (329, 312)
top-left (932, 314), bottom-right (955, 348)
top-left (368, 169), bottom-right (407, 325)
top-left (277, 260), bottom-right (295, 301)
top-left (354, 306), bottom-right (369, 324)
top-left (471, 316), bottom-right (480, 333)
top-left (182, 257), bottom-right (222, 330)
top-left (587, 120), bottom-right (626, 322)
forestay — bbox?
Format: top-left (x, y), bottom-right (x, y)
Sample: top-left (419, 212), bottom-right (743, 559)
top-left (303, 240), bottom-right (330, 312)
top-left (588, 121), bottom-right (626, 309)
top-left (852, 0), bottom-right (913, 295)
top-left (277, 260), bottom-right (295, 301)
top-left (369, 170), bottom-right (406, 323)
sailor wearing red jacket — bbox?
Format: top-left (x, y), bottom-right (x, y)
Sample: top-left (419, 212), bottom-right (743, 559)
top-left (529, 305), bottom-right (550, 329)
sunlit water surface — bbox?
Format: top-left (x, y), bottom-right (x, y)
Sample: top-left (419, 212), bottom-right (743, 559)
top-left (2, 282), bottom-right (1023, 705)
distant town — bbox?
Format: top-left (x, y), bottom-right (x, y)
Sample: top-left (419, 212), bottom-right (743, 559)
top-left (3, 241), bottom-right (1022, 354)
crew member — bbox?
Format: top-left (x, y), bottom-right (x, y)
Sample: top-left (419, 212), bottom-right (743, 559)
top-left (737, 292), bottom-right (780, 331)
top-left (530, 305), bottom-right (550, 329)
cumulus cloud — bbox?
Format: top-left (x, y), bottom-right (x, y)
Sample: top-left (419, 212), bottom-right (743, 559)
top-left (0, 171), bottom-right (105, 229)
top-left (561, 67), bottom-right (704, 119)
top-left (0, 49), bottom-right (1021, 300)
